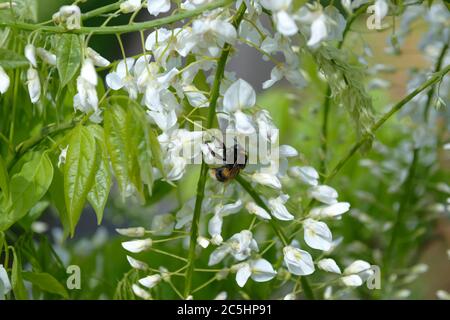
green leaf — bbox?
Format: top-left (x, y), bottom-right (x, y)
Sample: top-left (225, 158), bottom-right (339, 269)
top-left (0, 151), bottom-right (53, 232)
top-left (49, 166), bottom-right (70, 238)
top-left (86, 125), bottom-right (111, 224)
top-left (0, 48), bottom-right (28, 69)
top-left (104, 104), bottom-right (132, 198)
top-left (22, 272), bottom-right (68, 299)
top-left (0, 154), bottom-right (9, 198)
top-left (56, 34), bottom-right (82, 88)
top-left (11, 248), bottom-right (27, 300)
top-left (64, 125), bottom-right (97, 236)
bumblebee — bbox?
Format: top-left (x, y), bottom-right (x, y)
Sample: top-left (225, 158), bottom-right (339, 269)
top-left (209, 143), bottom-right (247, 183)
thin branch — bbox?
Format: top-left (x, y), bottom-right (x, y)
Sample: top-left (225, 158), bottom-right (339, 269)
top-left (0, 0), bottom-right (234, 35)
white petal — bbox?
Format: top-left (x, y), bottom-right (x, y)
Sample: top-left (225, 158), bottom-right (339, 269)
top-left (309, 185), bottom-right (338, 204)
top-left (236, 263), bottom-right (251, 287)
top-left (318, 258), bottom-right (341, 274)
top-left (310, 202), bottom-right (350, 219)
top-left (105, 72), bottom-right (123, 90)
top-left (86, 47), bottom-right (110, 67)
top-left (132, 284), bottom-right (151, 299)
top-left (208, 213), bottom-right (223, 238)
top-left (0, 66), bottom-right (10, 94)
top-left (127, 256), bottom-right (148, 270)
top-left (25, 44), bottom-right (37, 67)
top-left (251, 172), bottom-right (282, 190)
top-left (279, 145), bottom-right (298, 157)
top-left (120, 0), bottom-right (141, 13)
top-left (234, 110), bottom-right (256, 135)
top-left (307, 15), bottom-right (328, 47)
top-left (27, 67), bottom-right (41, 103)
top-left (251, 259), bottom-right (277, 282)
top-left (147, 0), bottom-right (171, 16)
top-left (116, 227), bottom-right (145, 237)
top-left (288, 166), bottom-right (319, 186)
top-left (208, 245), bottom-right (230, 266)
top-left (268, 196), bottom-right (294, 221)
top-left (262, 66), bottom-right (283, 89)
top-left (274, 10), bottom-right (298, 36)
top-left (374, 0), bottom-right (389, 22)
top-left (211, 19), bottom-right (237, 44)
top-left (283, 246), bottom-right (315, 276)
top-left (197, 236), bottom-right (210, 249)
top-left (0, 264), bottom-right (11, 295)
top-left (121, 238), bottom-right (153, 253)
top-left (344, 260), bottom-right (373, 280)
top-left (223, 79), bottom-right (256, 112)
top-left (138, 275), bottom-right (161, 289)
top-left (217, 199), bottom-right (243, 216)
top-left (303, 218), bottom-right (332, 251)
top-left (341, 274), bottom-right (363, 287)
top-left (245, 202), bottom-right (271, 220)
top-left (80, 59), bottom-right (97, 86)
top-left (36, 48), bottom-right (57, 65)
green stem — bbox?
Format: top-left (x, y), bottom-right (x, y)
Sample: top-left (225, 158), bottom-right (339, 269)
top-left (1, 0), bottom-right (234, 35)
top-left (423, 43), bottom-right (448, 122)
top-left (325, 65), bottom-right (450, 183)
top-left (384, 148), bottom-right (419, 271)
top-left (81, 2), bottom-right (122, 20)
top-left (183, 3), bottom-right (247, 299)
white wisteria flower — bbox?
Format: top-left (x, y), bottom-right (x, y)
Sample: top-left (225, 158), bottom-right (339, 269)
top-left (36, 48), bottom-right (57, 66)
top-left (283, 245), bottom-right (315, 276)
top-left (24, 44), bottom-right (37, 67)
top-left (309, 185), bottom-right (338, 204)
top-left (297, 4), bottom-right (346, 47)
top-left (288, 166), bottom-right (319, 186)
top-left (116, 227), bottom-right (146, 237)
top-left (132, 284), bottom-right (152, 300)
top-left (309, 202), bottom-right (351, 219)
top-left (260, 0), bottom-right (298, 36)
top-left (121, 238), bottom-right (153, 253)
top-left (344, 260), bottom-right (374, 279)
top-left (208, 230), bottom-right (258, 266)
top-left (250, 172), bottom-right (282, 190)
top-left (26, 67), bottom-right (40, 103)
top-left (138, 274), bottom-right (162, 289)
top-left (52, 5), bottom-right (81, 30)
top-left (120, 0), bottom-right (141, 13)
top-left (74, 58), bottom-right (98, 114)
top-left (341, 274), bottom-right (363, 287)
top-left (245, 202), bottom-right (271, 220)
top-left (0, 264), bottom-right (11, 298)
top-left (147, 0), bottom-right (171, 16)
top-left (0, 66), bottom-right (10, 94)
top-left (268, 194), bottom-right (294, 221)
top-left (127, 256), bottom-right (148, 270)
top-left (341, 260), bottom-right (374, 287)
top-left (105, 57), bottom-right (140, 99)
top-left (86, 47), bottom-right (110, 67)
top-left (318, 258), bottom-right (341, 274)
top-left (303, 218), bottom-right (333, 251)
top-left (208, 200), bottom-right (243, 239)
top-left (234, 258), bottom-right (277, 287)
top-left (57, 145), bottom-right (68, 168)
